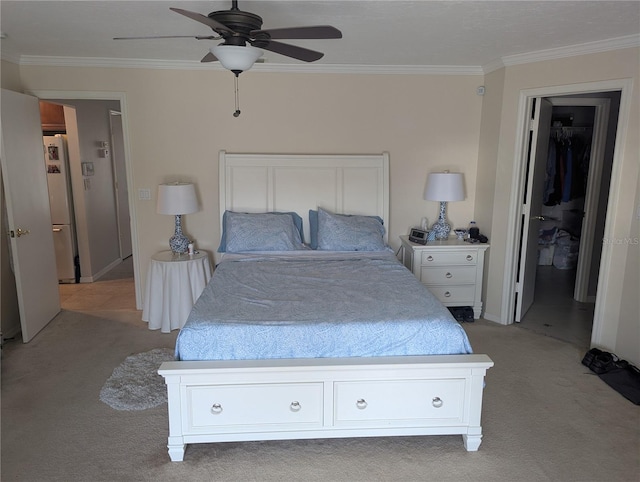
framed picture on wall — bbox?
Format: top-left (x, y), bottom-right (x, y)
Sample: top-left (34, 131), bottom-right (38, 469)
top-left (47, 145), bottom-right (59, 160)
top-left (81, 161), bottom-right (94, 176)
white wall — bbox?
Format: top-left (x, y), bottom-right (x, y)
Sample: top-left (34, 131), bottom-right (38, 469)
top-left (474, 68), bottom-right (505, 299)
top-left (16, 65), bottom-right (484, 299)
top-left (0, 60), bottom-right (21, 92)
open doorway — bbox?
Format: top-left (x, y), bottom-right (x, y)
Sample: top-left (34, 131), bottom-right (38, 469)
top-left (516, 91), bottom-right (621, 348)
top-left (39, 99), bottom-right (136, 311)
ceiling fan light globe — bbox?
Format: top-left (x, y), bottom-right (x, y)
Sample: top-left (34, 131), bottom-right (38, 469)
top-left (211, 45), bottom-right (263, 72)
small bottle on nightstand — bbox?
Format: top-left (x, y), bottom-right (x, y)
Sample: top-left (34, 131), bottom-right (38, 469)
top-left (468, 221), bottom-right (479, 240)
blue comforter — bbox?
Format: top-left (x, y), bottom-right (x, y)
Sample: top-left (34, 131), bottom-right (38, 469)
top-left (175, 251), bottom-right (473, 360)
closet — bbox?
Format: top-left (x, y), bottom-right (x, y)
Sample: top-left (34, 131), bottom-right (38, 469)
top-left (537, 106), bottom-right (594, 274)
top-left (520, 91), bottom-right (620, 348)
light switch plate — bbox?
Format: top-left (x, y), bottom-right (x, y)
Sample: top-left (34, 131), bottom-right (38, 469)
top-left (139, 188), bottom-right (151, 200)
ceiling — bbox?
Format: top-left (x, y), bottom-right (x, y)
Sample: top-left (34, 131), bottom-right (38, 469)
top-left (2, 1), bottom-right (639, 73)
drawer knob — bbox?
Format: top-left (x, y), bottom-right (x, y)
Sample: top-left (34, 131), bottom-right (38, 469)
top-left (210, 403), bottom-right (223, 414)
top-left (356, 398), bottom-right (368, 410)
top-left (444, 291), bottom-right (451, 298)
top-left (290, 401), bottom-right (301, 412)
top-left (466, 255), bottom-right (474, 261)
top-left (426, 255), bottom-right (434, 262)
top-left (445, 272), bottom-right (452, 278)
top-left (432, 397), bottom-right (443, 408)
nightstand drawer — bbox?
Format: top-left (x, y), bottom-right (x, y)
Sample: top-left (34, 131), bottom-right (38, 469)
top-left (420, 250), bottom-right (478, 266)
top-left (425, 284), bottom-right (476, 303)
top-left (421, 266), bottom-right (476, 284)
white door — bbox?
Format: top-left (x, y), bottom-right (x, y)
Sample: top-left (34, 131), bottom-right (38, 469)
top-left (564, 100), bottom-right (610, 303)
top-left (109, 110), bottom-right (132, 258)
top-left (515, 98), bottom-right (553, 321)
top-left (1, 89), bottom-right (61, 342)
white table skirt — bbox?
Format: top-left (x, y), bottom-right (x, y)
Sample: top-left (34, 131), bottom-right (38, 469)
top-left (142, 251), bottom-right (213, 333)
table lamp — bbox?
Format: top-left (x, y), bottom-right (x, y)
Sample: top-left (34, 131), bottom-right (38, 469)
top-left (423, 171), bottom-right (465, 240)
top-left (157, 182), bottom-right (198, 254)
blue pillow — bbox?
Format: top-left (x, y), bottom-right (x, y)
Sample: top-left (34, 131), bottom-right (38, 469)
top-left (315, 208), bottom-right (386, 251)
top-left (218, 211), bottom-right (304, 252)
top-left (309, 209), bottom-right (384, 250)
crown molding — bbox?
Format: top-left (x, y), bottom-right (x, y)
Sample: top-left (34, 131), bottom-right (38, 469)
top-left (497, 34), bottom-right (640, 69)
top-left (258, 63), bottom-right (484, 75)
top-left (481, 58), bottom-right (506, 75)
top-left (0, 51), bottom-right (21, 64)
top-left (15, 55), bottom-right (212, 71)
top-left (7, 34), bottom-right (639, 76)
top-left (12, 54), bottom-right (483, 75)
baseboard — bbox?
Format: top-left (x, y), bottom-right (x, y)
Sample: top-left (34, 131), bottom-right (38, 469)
top-left (1, 324), bottom-right (22, 344)
top-left (483, 312), bottom-right (509, 325)
top-left (82, 258), bottom-right (123, 283)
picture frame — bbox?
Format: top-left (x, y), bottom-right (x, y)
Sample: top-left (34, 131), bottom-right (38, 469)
top-left (81, 161), bottom-right (94, 176)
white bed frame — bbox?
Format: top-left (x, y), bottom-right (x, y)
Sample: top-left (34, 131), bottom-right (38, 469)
top-left (159, 151), bottom-right (493, 461)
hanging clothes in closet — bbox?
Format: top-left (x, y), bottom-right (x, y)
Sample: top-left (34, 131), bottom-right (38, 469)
top-left (543, 128), bottom-right (591, 206)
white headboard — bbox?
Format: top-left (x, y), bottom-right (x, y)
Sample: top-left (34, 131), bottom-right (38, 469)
top-left (219, 151), bottom-right (390, 245)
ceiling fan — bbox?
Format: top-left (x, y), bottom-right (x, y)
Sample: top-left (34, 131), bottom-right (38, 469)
top-left (115, 1), bottom-right (341, 116)
top-left (115, 1), bottom-right (342, 74)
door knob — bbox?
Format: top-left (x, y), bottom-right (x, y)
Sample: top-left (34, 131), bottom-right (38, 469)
top-left (15, 228), bottom-right (30, 237)
top-left (531, 216), bottom-right (545, 221)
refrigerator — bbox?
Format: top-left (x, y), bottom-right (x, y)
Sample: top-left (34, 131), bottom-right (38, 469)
top-left (44, 135), bottom-right (77, 282)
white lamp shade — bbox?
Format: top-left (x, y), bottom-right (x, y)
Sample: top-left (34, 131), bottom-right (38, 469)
top-left (211, 45), bottom-right (263, 72)
top-left (157, 182), bottom-right (198, 215)
top-left (423, 172), bottom-right (465, 201)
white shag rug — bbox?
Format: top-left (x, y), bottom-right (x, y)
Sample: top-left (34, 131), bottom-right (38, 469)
top-left (99, 348), bottom-right (175, 411)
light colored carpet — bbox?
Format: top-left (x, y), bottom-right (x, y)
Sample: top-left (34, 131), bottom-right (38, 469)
top-left (99, 348), bottom-right (175, 411)
top-left (1, 310), bottom-right (638, 482)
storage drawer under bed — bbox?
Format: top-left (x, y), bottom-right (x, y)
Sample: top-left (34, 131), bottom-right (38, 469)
top-left (186, 382), bottom-right (324, 432)
top-left (333, 378), bottom-right (466, 427)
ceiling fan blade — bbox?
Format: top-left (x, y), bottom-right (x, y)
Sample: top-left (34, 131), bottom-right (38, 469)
top-left (257, 40), bottom-right (324, 62)
top-left (169, 7), bottom-right (236, 36)
top-left (251, 25), bottom-right (342, 40)
top-left (113, 35), bottom-right (217, 40)
top-left (201, 52), bottom-right (218, 63)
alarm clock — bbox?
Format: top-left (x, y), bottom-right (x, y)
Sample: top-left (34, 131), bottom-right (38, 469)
top-left (409, 228), bottom-right (429, 245)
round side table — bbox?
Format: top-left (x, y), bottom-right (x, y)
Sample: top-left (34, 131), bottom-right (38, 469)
top-left (142, 251), bottom-right (213, 333)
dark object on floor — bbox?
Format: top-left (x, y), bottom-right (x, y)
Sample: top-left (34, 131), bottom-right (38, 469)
top-left (582, 348), bottom-right (640, 405)
top-left (448, 306), bottom-right (475, 323)
top-left (581, 347), bottom-right (615, 374)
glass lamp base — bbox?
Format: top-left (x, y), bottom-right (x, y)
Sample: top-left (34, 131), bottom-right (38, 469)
top-left (431, 201), bottom-right (451, 240)
top-left (169, 233), bottom-right (190, 254)
top-left (169, 214), bottom-right (190, 254)
top-left (431, 220), bottom-right (451, 240)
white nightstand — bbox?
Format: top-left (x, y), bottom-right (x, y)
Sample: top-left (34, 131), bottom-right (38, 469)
top-left (400, 235), bottom-right (489, 319)
top-left (142, 250), bottom-right (213, 333)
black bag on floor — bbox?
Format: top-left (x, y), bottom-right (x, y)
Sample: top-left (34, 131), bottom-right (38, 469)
top-left (582, 348), bottom-right (640, 405)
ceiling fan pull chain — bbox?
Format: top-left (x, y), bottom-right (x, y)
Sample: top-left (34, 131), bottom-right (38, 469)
top-left (233, 74), bottom-right (241, 117)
